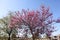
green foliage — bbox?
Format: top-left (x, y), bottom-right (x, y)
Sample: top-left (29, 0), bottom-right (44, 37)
top-left (0, 12), bottom-right (17, 37)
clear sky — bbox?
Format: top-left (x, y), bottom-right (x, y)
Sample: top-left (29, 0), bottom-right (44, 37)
top-left (0, 0), bottom-right (60, 36)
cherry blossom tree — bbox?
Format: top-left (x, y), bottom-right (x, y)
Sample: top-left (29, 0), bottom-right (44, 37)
top-left (10, 6), bottom-right (60, 40)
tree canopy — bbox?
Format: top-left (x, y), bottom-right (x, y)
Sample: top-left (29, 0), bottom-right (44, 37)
top-left (9, 6), bottom-right (60, 40)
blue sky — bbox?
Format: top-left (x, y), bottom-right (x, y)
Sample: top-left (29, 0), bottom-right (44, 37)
top-left (0, 0), bottom-right (60, 36)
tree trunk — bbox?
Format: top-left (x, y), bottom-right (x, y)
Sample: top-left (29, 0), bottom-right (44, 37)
top-left (32, 34), bottom-right (35, 40)
top-left (33, 36), bottom-right (35, 40)
top-left (8, 35), bottom-right (10, 40)
top-left (8, 36), bottom-right (10, 40)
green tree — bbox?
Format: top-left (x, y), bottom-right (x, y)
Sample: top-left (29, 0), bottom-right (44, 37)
top-left (0, 12), bottom-right (17, 40)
